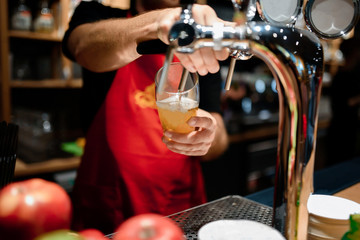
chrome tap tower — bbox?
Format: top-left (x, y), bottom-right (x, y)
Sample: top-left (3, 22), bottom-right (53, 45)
top-left (152, 0), bottom-right (359, 239)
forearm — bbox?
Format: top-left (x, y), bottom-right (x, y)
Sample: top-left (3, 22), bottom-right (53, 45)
top-left (200, 112), bottom-right (229, 161)
top-left (67, 8), bottom-right (179, 72)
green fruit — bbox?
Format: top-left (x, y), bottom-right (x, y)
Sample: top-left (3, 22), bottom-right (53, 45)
top-left (342, 214), bottom-right (360, 240)
top-left (34, 230), bottom-right (84, 240)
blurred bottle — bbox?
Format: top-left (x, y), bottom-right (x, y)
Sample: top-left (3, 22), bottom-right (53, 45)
top-left (33, 0), bottom-right (55, 33)
top-left (11, 0), bottom-right (32, 31)
top-left (342, 214), bottom-right (360, 240)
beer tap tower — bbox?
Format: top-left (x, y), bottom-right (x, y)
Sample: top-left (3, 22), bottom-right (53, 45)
top-left (144, 0), bottom-right (360, 239)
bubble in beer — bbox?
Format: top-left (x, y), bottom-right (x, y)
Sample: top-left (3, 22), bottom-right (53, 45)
top-left (156, 95), bottom-right (199, 133)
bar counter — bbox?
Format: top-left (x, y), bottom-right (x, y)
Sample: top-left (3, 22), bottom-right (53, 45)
top-left (246, 157), bottom-right (360, 206)
top-left (106, 157), bottom-right (360, 239)
top-left (334, 182), bottom-right (360, 203)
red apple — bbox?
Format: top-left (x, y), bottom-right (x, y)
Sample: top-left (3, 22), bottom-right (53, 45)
top-left (0, 178), bottom-right (72, 240)
top-left (113, 213), bottom-right (185, 240)
top-left (79, 229), bottom-right (107, 240)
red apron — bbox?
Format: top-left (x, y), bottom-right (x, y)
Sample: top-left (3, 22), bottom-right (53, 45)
top-left (71, 54), bottom-right (206, 234)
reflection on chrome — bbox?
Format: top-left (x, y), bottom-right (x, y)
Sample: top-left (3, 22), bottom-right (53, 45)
top-left (156, 0), bottom-right (359, 238)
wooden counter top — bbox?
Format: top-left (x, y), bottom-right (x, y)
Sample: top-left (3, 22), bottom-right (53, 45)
top-left (334, 182), bottom-right (360, 204)
top-left (246, 157), bottom-right (360, 207)
top-left (14, 157), bottom-right (81, 178)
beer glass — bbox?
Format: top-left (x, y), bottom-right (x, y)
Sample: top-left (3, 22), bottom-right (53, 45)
top-left (155, 62), bottom-right (199, 134)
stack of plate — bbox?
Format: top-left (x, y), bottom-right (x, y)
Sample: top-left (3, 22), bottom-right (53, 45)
top-left (307, 194), bottom-right (360, 240)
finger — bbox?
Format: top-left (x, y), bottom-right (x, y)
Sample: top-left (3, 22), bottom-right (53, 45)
top-left (199, 48), bottom-right (220, 74)
top-left (175, 53), bottom-right (196, 73)
top-left (192, 5), bottom-right (210, 25)
top-left (215, 48), bottom-right (230, 61)
top-left (188, 116), bottom-right (216, 131)
top-left (203, 7), bottom-right (218, 24)
top-left (177, 49), bottom-right (220, 76)
top-left (162, 137), bottom-right (211, 156)
top-left (164, 129), bottom-right (214, 145)
top-left (192, 6), bottom-right (221, 74)
top-left (168, 148), bottom-right (209, 156)
top-left (187, 50), bottom-right (208, 76)
top-left (163, 131), bottom-right (195, 144)
top-left (157, 8), bottom-right (181, 44)
top-left (163, 137), bottom-right (211, 151)
top-left (197, 6), bottom-right (230, 62)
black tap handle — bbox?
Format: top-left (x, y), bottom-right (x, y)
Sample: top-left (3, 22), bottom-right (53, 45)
top-left (137, 2), bottom-right (197, 54)
top-left (168, 2), bottom-right (197, 46)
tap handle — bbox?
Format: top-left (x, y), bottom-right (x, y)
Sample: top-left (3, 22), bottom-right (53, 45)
top-left (223, 0), bottom-right (255, 91)
top-left (225, 58), bottom-right (236, 90)
top-left (169, 4), bottom-right (197, 47)
top-left (137, 3), bottom-right (197, 54)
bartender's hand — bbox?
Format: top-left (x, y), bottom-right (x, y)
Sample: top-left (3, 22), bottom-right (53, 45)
top-left (157, 4), bottom-right (231, 76)
top-left (162, 109), bottom-right (228, 160)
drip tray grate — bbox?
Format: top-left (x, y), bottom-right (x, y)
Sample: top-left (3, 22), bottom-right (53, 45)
top-left (168, 195), bottom-right (273, 239)
top-left (106, 195), bottom-right (273, 239)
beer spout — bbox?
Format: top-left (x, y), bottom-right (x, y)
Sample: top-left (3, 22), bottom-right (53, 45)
top-left (158, 1), bottom-right (194, 93)
top-left (224, 0), bottom-right (256, 90)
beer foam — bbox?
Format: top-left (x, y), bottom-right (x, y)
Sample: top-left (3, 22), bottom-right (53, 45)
top-left (157, 95), bottom-right (198, 113)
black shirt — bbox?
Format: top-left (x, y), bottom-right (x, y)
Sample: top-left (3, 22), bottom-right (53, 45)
top-left (62, 1), bottom-right (223, 133)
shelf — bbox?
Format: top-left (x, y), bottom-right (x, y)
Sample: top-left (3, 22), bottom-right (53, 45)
top-left (229, 118), bottom-right (330, 143)
top-left (8, 30), bottom-right (63, 42)
top-left (14, 157), bottom-right (81, 178)
top-left (229, 125), bottom-right (278, 143)
top-left (10, 79), bottom-right (83, 88)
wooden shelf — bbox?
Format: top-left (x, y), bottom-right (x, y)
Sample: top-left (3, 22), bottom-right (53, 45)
top-left (15, 157), bottom-right (81, 178)
top-left (9, 30), bottom-right (63, 42)
top-left (229, 125), bottom-right (278, 143)
top-left (229, 118), bottom-right (330, 143)
top-left (10, 79), bottom-right (83, 88)
top-left (1, 0), bottom-right (79, 121)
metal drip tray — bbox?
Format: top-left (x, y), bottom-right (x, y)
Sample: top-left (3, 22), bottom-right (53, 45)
top-left (106, 195), bottom-right (273, 239)
top-left (168, 195), bottom-right (273, 239)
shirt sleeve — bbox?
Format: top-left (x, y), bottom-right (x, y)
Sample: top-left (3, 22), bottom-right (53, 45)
top-left (62, 1), bottom-right (128, 61)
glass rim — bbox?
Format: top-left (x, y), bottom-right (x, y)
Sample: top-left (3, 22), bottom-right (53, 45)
top-left (155, 62), bottom-right (199, 94)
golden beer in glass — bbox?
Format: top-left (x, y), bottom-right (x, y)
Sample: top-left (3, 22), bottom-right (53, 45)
top-left (155, 62), bottom-right (199, 134)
